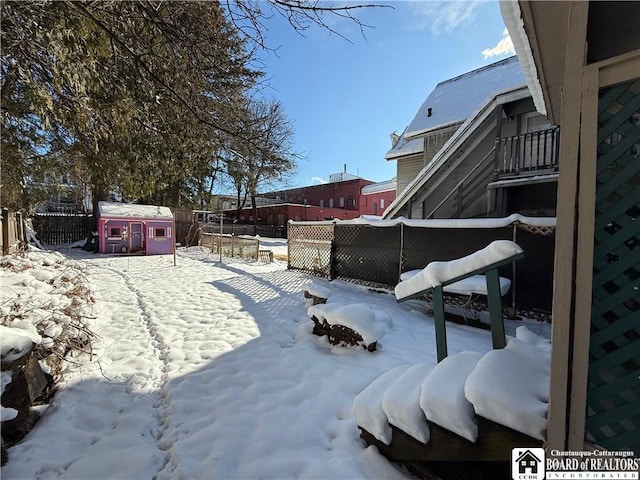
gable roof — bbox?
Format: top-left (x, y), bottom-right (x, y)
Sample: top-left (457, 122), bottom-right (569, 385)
top-left (98, 201), bottom-right (173, 220)
top-left (385, 56), bottom-right (525, 160)
top-left (383, 86), bottom-right (530, 219)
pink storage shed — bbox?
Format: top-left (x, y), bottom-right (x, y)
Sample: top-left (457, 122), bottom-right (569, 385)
top-left (97, 201), bottom-right (175, 255)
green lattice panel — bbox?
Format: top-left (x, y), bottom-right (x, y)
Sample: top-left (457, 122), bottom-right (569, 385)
top-left (586, 79), bottom-right (640, 453)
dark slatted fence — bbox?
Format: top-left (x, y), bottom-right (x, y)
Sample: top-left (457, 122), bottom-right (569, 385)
top-left (31, 214), bottom-right (95, 245)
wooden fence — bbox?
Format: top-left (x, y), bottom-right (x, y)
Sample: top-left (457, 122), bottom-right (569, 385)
top-left (200, 232), bottom-right (260, 261)
top-left (31, 214), bottom-right (95, 245)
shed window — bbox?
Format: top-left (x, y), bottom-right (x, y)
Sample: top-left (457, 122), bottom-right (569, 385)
top-left (109, 227), bottom-right (121, 238)
top-left (154, 227), bottom-right (166, 238)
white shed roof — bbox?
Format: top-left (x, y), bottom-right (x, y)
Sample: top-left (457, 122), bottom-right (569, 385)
top-left (98, 201), bottom-right (173, 219)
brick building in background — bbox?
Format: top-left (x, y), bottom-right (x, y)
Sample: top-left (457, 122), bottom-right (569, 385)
top-left (222, 170), bottom-right (396, 225)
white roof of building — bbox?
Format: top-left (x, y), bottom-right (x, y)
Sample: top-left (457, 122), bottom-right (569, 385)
top-left (98, 201), bottom-right (173, 219)
top-left (361, 178), bottom-right (396, 195)
top-left (386, 56), bottom-right (525, 160)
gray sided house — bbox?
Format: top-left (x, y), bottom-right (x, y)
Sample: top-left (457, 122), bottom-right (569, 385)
top-left (384, 56), bottom-right (559, 221)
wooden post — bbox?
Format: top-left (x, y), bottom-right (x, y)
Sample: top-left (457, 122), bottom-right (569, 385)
top-left (1, 208), bottom-right (10, 255)
top-left (398, 222), bottom-right (404, 282)
top-left (432, 286), bottom-right (448, 362)
top-left (546, 1), bottom-right (589, 451)
top-left (485, 268), bottom-right (506, 350)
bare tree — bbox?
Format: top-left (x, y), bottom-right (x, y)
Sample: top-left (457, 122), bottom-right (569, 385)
top-left (242, 99), bottom-right (298, 225)
top-left (224, 0), bottom-right (391, 47)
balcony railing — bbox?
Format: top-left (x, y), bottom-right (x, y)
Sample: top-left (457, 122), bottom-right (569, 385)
top-left (495, 126), bottom-right (560, 176)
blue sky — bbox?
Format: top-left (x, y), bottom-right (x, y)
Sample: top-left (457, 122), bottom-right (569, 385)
top-left (254, 1), bottom-right (514, 189)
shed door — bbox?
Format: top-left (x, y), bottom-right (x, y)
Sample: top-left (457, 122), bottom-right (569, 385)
top-left (130, 222), bottom-right (143, 252)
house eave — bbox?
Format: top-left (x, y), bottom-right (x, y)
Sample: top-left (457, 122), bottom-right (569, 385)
top-left (501, 0), bottom-right (572, 125)
top-left (403, 121), bottom-right (464, 141)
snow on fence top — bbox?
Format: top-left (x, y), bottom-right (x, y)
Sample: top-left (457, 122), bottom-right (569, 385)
top-left (289, 213), bottom-right (556, 229)
top-left (394, 240), bottom-right (523, 300)
top-left (98, 201), bottom-right (173, 219)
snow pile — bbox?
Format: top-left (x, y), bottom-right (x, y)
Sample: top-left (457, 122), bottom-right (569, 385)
top-left (382, 362), bottom-right (435, 443)
top-left (515, 324), bottom-right (551, 352)
top-left (353, 365), bottom-right (411, 444)
top-left (0, 249), bottom-right (95, 379)
top-left (305, 284), bottom-right (331, 300)
top-left (307, 302), bottom-right (392, 345)
top-left (395, 240), bottom-right (523, 300)
top-left (465, 327), bottom-right (550, 440)
top-left (0, 324), bottom-right (40, 363)
top-left (304, 283), bottom-right (332, 306)
top-left (420, 351), bottom-right (484, 442)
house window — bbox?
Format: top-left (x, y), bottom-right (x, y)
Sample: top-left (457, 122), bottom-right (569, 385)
top-left (347, 197), bottom-right (356, 207)
top-left (380, 199), bottom-right (385, 209)
top-left (329, 198), bottom-right (334, 208)
top-left (154, 227), bottom-right (166, 238)
top-left (339, 197), bottom-right (345, 208)
top-left (108, 227), bottom-right (121, 238)
top-left (319, 200), bottom-right (324, 208)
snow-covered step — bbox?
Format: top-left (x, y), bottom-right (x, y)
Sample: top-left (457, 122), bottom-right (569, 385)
top-left (420, 351), bottom-right (484, 442)
top-left (381, 362), bottom-right (435, 444)
top-left (464, 327), bottom-right (550, 441)
top-left (352, 365), bottom-right (411, 445)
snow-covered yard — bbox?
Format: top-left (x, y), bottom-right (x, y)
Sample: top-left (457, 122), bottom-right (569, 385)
top-left (2, 240), bottom-right (550, 479)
